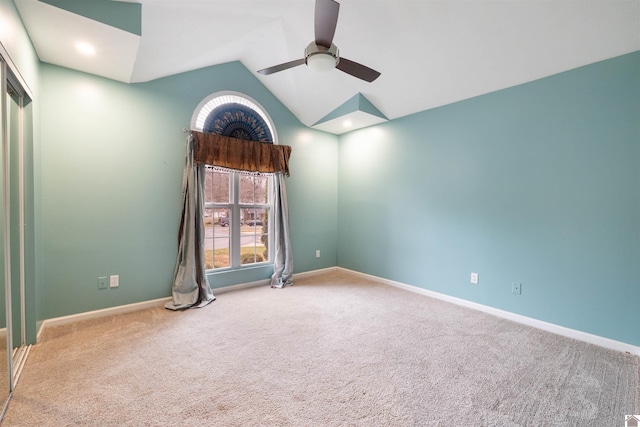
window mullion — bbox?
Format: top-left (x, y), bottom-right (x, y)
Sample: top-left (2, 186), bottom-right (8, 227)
top-left (230, 173), bottom-right (241, 268)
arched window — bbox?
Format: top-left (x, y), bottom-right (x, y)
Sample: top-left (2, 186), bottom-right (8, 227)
top-left (192, 92), bottom-right (276, 271)
top-left (191, 92), bottom-right (276, 143)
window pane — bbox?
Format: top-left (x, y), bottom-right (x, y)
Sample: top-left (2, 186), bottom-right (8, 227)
top-left (241, 208), bottom-right (266, 228)
top-left (239, 175), bottom-right (267, 204)
top-left (205, 168), bottom-right (230, 204)
top-left (204, 171), bottom-right (271, 271)
top-left (240, 208), bottom-right (267, 266)
top-left (239, 175), bottom-right (255, 204)
top-left (213, 240), bottom-right (230, 269)
top-left (208, 208), bottom-right (231, 269)
top-left (204, 168), bottom-right (214, 203)
top-left (254, 175), bottom-right (268, 204)
top-left (204, 208), bottom-right (214, 269)
top-left (260, 232), bottom-right (269, 262)
top-left (214, 208), bottom-right (230, 228)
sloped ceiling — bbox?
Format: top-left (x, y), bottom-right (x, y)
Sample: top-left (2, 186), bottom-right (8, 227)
top-left (14, 0), bottom-right (640, 130)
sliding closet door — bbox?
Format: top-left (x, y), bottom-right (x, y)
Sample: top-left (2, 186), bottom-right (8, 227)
top-left (0, 54), bottom-right (31, 417)
top-left (7, 83), bottom-right (23, 359)
top-left (0, 58), bottom-right (10, 414)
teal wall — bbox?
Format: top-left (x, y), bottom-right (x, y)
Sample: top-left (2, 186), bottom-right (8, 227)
top-left (39, 61), bottom-right (338, 319)
top-left (338, 52), bottom-right (640, 346)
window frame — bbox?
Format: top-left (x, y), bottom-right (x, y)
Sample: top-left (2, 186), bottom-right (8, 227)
top-left (192, 91), bottom-right (277, 273)
top-left (204, 169), bottom-right (273, 271)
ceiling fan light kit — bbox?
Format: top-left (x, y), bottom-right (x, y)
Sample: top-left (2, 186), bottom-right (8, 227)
top-left (305, 42), bottom-right (339, 72)
top-left (257, 0), bottom-right (380, 82)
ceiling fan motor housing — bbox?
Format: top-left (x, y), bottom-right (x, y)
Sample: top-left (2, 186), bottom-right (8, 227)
top-left (305, 42), bottom-right (340, 70)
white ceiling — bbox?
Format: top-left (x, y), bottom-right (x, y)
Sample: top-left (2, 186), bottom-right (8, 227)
top-left (15, 0), bottom-right (640, 129)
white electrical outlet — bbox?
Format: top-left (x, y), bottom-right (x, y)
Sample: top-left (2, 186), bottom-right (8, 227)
top-left (470, 272), bottom-right (479, 284)
top-left (110, 275), bottom-right (119, 288)
top-left (315, 250), bottom-right (320, 258)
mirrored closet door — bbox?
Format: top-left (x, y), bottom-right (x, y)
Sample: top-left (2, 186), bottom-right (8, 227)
top-left (0, 55), bottom-right (9, 416)
top-left (0, 53), bottom-right (31, 417)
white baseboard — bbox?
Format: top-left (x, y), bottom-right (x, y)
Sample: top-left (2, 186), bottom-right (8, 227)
top-left (293, 266), bottom-right (339, 280)
top-left (212, 279), bottom-right (271, 294)
top-left (39, 297), bottom-right (172, 341)
top-left (210, 267), bottom-right (339, 294)
top-left (37, 268), bottom-right (338, 341)
top-left (338, 267), bottom-right (640, 357)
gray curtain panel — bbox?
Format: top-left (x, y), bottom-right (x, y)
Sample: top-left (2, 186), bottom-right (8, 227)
top-left (165, 135), bottom-right (216, 310)
top-left (270, 173), bottom-right (294, 288)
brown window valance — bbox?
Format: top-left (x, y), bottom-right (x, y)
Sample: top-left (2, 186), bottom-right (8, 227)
top-left (192, 130), bottom-right (292, 176)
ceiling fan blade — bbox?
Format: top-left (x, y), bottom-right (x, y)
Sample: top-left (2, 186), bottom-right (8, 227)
top-left (336, 58), bottom-right (381, 82)
top-left (257, 59), bottom-right (306, 75)
top-left (315, 0), bottom-right (340, 48)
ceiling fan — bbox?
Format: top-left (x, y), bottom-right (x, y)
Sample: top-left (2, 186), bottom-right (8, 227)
top-left (257, 0), bottom-right (381, 82)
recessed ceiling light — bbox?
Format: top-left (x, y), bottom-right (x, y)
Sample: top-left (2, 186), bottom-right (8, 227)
top-left (343, 120), bottom-right (353, 128)
top-left (75, 42), bottom-right (96, 56)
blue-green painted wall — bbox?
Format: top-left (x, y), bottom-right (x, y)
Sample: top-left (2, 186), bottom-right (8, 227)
top-left (39, 0), bottom-right (142, 36)
top-left (338, 52), bottom-right (640, 346)
top-left (39, 61), bottom-right (338, 319)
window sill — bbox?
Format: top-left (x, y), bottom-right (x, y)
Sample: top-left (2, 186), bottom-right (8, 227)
top-left (206, 263), bottom-right (274, 288)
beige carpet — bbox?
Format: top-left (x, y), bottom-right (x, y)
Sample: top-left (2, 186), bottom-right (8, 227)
top-left (2, 270), bottom-right (638, 426)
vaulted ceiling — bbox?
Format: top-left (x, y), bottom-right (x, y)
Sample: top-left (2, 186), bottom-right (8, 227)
top-left (15, 0), bottom-right (640, 133)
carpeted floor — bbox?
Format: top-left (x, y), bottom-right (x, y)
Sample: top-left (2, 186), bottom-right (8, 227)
top-left (2, 270), bottom-right (638, 426)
